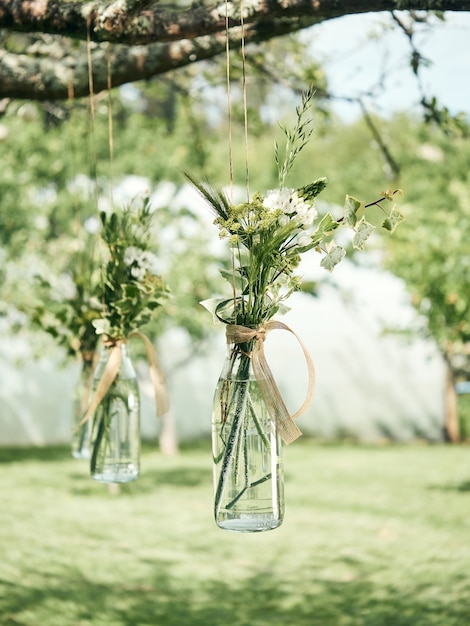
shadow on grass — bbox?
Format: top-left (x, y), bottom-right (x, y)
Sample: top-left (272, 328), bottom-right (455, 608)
top-left (0, 445), bottom-right (70, 464)
top-left (429, 480), bottom-right (470, 493)
top-left (1, 563), bottom-right (469, 626)
top-left (124, 466), bottom-right (211, 491)
top-left (69, 466), bottom-right (212, 497)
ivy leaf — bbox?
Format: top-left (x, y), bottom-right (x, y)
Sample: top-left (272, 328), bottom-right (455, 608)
top-left (320, 242), bottom-right (346, 272)
top-left (92, 318), bottom-right (111, 335)
top-left (343, 195), bottom-right (363, 228)
top-left (353, 217), bottom-right (375, 250)
top-left (310, 212), bottom-right (339, 248)
top-left (276, 303), bottom-right (292, 316)
top-left (382, 206), bottom-right (405, 233)
top-left (382, 188), bottom-right (403, 202)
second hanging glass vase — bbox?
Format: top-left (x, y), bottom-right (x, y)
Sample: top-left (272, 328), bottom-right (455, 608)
top-left (212, 338), bottom-right (284, 533)
top-left (71, 351), bottom-right (97, 459)
top-left (89, 342), bottom-right (141, 484)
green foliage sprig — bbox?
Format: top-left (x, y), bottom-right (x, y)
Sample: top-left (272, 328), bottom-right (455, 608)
top-left (93, 199), bottom-right (170, 340)
top-left (16, 233), bottom-right (102, 360)
top-left (187, 89), bottom-right (404, 328)
top-left (275, 86), bottom-right (316, 188)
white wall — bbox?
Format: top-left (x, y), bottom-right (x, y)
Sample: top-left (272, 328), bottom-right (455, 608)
top-left (0, 260), bottom-right (446, 448)
top-left (0, 179), bottom-right (447, 447)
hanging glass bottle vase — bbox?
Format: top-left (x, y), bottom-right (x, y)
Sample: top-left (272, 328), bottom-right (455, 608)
top-left (212, 339), bottom-right (284, 532)
top-left (89, 342), bottom-right (140, 484)
top-left (71, 352), bottom-right (96, 459)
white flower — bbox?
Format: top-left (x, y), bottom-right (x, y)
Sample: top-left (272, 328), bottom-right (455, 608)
top-left (130, 265), bottom-right (146, 281)
top-left (139, 250), bottom-right (159, 273)
top-left (263, 189), bottom-right (293, 213)
top-left (124, 246), bottom-right (142, 266)
top-left (298, 207), bottom-right (318, 228)
top-left (297, 233), bottom-right (312, 248)
top-left (288, 193), bottom-right (312, 217)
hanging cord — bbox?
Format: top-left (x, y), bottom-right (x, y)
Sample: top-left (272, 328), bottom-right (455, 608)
top-left (224, 0), bottom-right (250, 199)
top-left (66, 78), bottom-right (81, 221)
top-left (86, 21), bottom-right (107, 312)
top-left (239, 0), bottom-right (250, 201)
top-left (224, 0), bottom-right (251, 319)
top-left (86, 18), bottom-right (100, 212)
top-left (224, 0), bottom-right (234, 202)
top-left (224, 0), bottom-right (237, 314)
top-left (106, 45), bottom-right (115, 206)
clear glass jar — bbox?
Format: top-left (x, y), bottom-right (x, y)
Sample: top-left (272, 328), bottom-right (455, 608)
top-left (212, 339), bottom-right (284, 532)
top-left (71, 353), bottom-right (96, 459)
top-left (89, 343), bottom-right (140, 483)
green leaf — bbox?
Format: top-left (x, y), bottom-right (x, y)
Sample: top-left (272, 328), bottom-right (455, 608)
top-left (185, 172), bottom-right (231, 221)
top-left (310, 212), bottom-right (339, 247)
top-left (199, 298), bottom-right (234, 324)
top-left (344, 195), bottom-right (363, 228)
top-left (297, 177), bottom-right (328, 202)
top-left (215, 298), bottom-right (238, 324)
top-left (320, 243), bottom-right (346, 272)
top-left (92, 319), bottom-right (111, 335)
top-left (382, 206), bottom-right (405, 233)
top-left (353, 217), bottom-right (375, 250)
top-left (122, 283), bottom-right (140, 298)
top-left (276, 303), bottom-right (292, 316)
top-left (219, 268), bottom-right (247, 291)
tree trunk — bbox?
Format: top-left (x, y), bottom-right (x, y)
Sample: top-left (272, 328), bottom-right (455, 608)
top-left (444, 364), bottom-right (460, 443)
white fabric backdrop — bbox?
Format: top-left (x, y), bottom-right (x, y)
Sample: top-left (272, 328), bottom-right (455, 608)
top-left (0, 269), bottom-right (446, 447)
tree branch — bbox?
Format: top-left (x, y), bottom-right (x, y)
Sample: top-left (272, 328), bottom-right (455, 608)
top-left (1, 0), bottom-right (469, 100)
top-left (0, 19), bottom-right (306, 99)
top-left (0, 0), bottom-right (469, 45)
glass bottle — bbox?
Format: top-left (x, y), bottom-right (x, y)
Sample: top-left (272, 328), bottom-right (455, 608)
top-left (89, 343), bottom-right (140, 483)
top-left (212, 339), bottom-right (284, 532)
top-left (71, 352), bottom-right (95, 459)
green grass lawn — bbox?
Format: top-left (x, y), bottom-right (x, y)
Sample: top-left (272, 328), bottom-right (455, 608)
top-left (0, 439), bottom-right (469, 625)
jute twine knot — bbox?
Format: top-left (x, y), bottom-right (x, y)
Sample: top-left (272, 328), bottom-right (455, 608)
top-left (81, 331), bottom-right (169, 426)
top-left (226, 321), bottom-right (315, 444)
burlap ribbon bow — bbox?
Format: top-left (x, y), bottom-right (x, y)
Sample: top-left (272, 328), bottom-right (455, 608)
top-left (226, 321), bottom-right (315, 444)
top-left (81, 331), bottom-right (169, 425)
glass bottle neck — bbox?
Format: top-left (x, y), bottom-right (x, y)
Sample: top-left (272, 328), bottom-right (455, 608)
top-left (222, 341), bottom-right (255, 381)
top-left (95, 341), bottom-right (136, 380)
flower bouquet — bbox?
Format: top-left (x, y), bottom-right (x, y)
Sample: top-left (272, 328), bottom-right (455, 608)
top-left (187, 88), bottom-right (403, 532)
top-left (82, 199), bottom-right (170, 484)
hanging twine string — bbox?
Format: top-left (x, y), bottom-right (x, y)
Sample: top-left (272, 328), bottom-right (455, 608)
top-left (80, 333), bottom-right (170, 425)
top-left (106, 45), bottom-right (115, 206)
top-left (82, 35), bottom-right (169, 427)
top-left (225, 0), bottom-right (252, 318)
top-left (86, 18), bottom-right (100, 211)
top-left (224, 0), bottom-right (234, 202)
top-left (222, 4), bottom-right (316, 429)
top-left (226, 322), bottom-right (316, 444)
top-left (239, 0), bottom-right (250, 200)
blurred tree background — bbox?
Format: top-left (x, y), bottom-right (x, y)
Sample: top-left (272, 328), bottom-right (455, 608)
top-left (1, 9), bottom-right (470, 442)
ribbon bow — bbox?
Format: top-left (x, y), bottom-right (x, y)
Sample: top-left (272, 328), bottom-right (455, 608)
top-left (226, 320), bottom-right (315, 444)
top-left (81, 331), bottom-right (169, 425)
